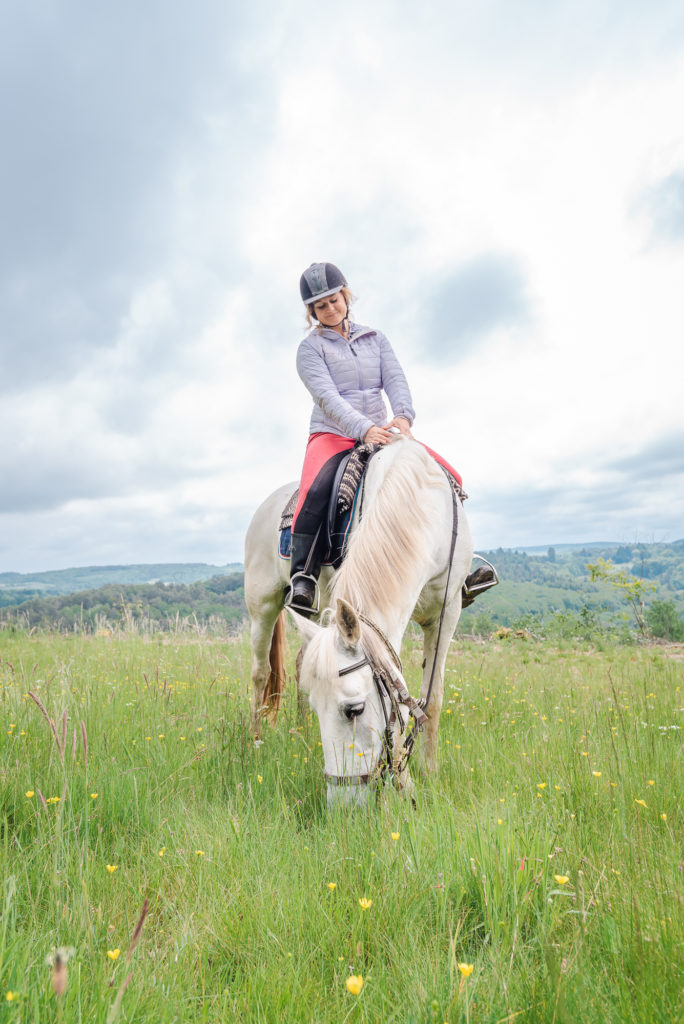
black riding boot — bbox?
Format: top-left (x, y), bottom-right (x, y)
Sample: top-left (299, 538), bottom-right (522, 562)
top-left (285, 531), bottom-right (322, 616)
top-left (462, 559), bottom-right (499, 608)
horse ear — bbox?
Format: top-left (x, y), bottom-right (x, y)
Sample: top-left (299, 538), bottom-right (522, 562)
top-left (336, 598), bottom-right (361, 649)
top-left (286, 607), bottom-right (320, 646)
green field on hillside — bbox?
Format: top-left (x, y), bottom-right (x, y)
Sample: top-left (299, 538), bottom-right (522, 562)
top-left (2, 541), bottom-right (682, 637)
top-left (1, 627), bottom-right (682, 1022)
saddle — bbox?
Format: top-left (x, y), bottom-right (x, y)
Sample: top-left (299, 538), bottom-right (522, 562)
top-left (280, 442), bottom-right (498, 606)
top-left (279, 443), bottom-right (380, 568)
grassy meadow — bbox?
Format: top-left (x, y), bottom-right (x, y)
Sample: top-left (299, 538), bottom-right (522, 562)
top-left (0, 625), bottom-right (682, 1023)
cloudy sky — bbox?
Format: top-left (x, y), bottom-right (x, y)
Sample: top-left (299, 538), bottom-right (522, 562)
top-left (2, 0), bottom-right (684, 572)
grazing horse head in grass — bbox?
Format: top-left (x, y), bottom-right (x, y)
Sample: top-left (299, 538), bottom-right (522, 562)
top-left (244, 438), bottom-right (473, 808)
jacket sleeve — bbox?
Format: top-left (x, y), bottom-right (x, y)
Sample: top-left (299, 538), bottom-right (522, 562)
top-left (378, 333), bottom-right (416, 425)
top-left (296, 339), bottom-right (374, 441)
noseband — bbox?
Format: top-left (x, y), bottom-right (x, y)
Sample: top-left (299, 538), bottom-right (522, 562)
top-left (324, 617), bottom-right (428, 791)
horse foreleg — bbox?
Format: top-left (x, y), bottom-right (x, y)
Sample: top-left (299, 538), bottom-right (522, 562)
top-left (295, 646), bottom-right (309, 721)
top-left (248, 600), bottom-right (285, 732)
top-left (420, 610), bottom-right (461, 771)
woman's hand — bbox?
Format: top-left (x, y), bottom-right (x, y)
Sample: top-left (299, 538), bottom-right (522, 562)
top-left (385, 416), bottom-right (413, 437)
top-left (363, 424), bottom-right (395, 445)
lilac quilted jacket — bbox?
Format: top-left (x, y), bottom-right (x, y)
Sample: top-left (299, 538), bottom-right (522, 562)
top-left (296, 322), bottom-right (416, 441)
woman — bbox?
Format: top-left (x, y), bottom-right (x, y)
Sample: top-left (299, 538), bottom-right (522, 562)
top-left (286, 261), bottom-right (493, 613)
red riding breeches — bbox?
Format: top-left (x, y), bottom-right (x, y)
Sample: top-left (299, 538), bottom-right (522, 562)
top-left (291, 432), bottom-right (463, 535)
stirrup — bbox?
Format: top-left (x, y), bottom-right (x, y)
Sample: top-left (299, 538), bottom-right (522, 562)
top-left (284, 572), bottom-right (321, 616)
top-left (463, 555), bottom-right (499, 603)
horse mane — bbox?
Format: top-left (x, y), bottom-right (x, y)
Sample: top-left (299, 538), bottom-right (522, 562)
top-left (331, 438), bottom-right (445, 620)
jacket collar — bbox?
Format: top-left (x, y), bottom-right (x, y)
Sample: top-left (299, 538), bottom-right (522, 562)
top-left (315, 321), bottom-right (376, 343)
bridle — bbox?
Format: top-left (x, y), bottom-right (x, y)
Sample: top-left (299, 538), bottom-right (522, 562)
top-left (324, 468), bottom-right (460, 792)
top-left (324, 619), bottom-right (427, 791)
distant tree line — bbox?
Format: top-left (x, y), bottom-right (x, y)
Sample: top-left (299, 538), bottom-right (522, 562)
top-left (1, 541), bottom-right (683, 642)
top-left (0, 574), bottom-right (246, 632)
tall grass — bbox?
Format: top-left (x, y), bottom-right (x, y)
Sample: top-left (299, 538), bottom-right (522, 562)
top-left (1, 628), bottom-right (682, 1022)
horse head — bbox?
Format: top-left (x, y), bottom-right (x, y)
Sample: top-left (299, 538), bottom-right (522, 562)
top-left (291, 598), bottom-right (414, 808)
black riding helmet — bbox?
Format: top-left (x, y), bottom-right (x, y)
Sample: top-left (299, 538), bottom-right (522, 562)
top-left (299, 262), bottom-right (348, 307)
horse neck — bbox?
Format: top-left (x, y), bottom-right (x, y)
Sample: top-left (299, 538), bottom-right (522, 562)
top-left (331, 440), bottom-right (442, 639)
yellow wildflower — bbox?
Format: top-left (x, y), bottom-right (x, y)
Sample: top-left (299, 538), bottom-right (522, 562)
top-left (554, 875), bottom-right (570, 885)
top-left (90, 793), bottom-right (98, 799)
top-left (327, 882), bottom-right (337, 891)
top-left (106, 865), bottom-right (118, 874)
top-left (195, 850), bottom-right (205, 857)
top-left (346, 975), bottom-right (364, 995)
top-left (391, 832), bottom-right (400, 841)
top-left (592, 771), bottom-right (602, 778)
top-left (358, 897), bottom-right (372, 910)
top-left (158, 848), bottom-right (166, 857)
top-left (647, 780), bottom-right (655, 786)
top-left (537, 783), bottom-right (546, 789)
top-left (661, 813), bottom-right (667, 821)
top-left (635, 799), bottom-right (647, 808)
top-left (257, 775), bottom-right (263, 784)
top-left (25, 791), bottom-right (34, 799)
top-left (458, 963), bottom-right (474, 978)
top-left (107, 949), bottom-right (120, 961)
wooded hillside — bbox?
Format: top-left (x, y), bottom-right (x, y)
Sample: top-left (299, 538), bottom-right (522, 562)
top-left (1, 540), bottom-right (682, 636)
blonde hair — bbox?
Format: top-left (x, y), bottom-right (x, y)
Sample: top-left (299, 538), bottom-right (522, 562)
top-left (305, 286), bottom-right (355, 329)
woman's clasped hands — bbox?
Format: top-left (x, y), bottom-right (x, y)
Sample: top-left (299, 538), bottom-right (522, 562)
top-left (363, 417), bottom-right (413, 446)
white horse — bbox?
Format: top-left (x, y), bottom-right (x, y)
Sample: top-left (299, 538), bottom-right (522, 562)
top-left (244, 437), bottom-right (473, 806)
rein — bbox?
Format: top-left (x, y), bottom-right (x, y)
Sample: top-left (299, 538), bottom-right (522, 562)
top-left (325, 472), bottom-right (461, 791)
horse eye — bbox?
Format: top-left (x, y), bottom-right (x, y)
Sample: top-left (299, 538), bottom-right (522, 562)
top-left (343, 701), bottom-right (365, 720)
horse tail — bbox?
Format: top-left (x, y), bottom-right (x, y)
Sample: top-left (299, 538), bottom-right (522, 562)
top-left (263, 611), bottom-right (287, 719)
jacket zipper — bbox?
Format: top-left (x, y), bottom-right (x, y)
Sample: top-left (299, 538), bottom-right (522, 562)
top-left (349, 339), bottom-right (363, 411)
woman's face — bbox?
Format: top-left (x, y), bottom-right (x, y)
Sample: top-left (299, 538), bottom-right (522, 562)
top-left (312, 291), bottom-right (347, 328)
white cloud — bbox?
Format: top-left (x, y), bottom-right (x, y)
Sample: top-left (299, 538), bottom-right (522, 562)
top-left (2, 0), bottom-right (684, 571)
